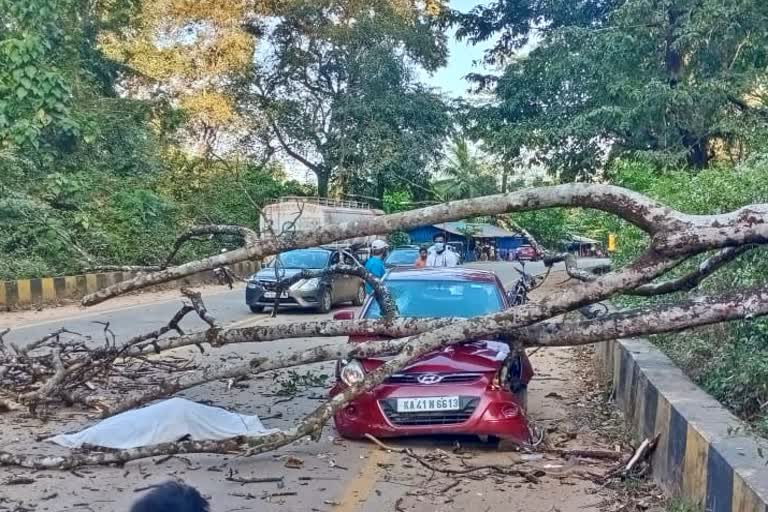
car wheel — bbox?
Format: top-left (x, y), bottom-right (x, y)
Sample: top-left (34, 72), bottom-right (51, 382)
top-left (318, 288), bottom-right (332, 313)
top-left (352, 285), bottom-right (366, 306)
top-left (249, 305), bottom-right (265, 313)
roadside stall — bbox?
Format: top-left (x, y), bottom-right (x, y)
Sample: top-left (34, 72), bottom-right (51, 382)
top-left (406, 221), bottom-right (526, 262)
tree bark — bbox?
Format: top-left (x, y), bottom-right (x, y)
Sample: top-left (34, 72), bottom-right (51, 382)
top-left (87, 183), bottom-right (759, 306)
top-left (316, 171), bottom-right (330, 198)
top-left (7, 181), bottom-right (768, 467)
top-left (8, 283), bottom-right (768, 469)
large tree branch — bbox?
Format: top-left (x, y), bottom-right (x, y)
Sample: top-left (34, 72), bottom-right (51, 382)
top-left (628, 246), bottom-right (753, 296)
top-left (543, 252), bottom-right (611, 282)
top-left (163, 225), bottom-right (258, 269)
top-left (87, 266), bottom-right (161, 273)
top-left (518, 284), bottom-right (768, 346)
top-left (267, 114), bottom-right (325, 176)
top-left (7, 283), bottom-right (768, 469)
top-left (83, 184), bottom-right (722, 306)
top-left (105, 253), bottom-right (679, 414)
top-left (496, 216), bottom-right (547, 257)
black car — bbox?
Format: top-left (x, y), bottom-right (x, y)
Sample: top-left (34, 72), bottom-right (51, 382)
top-left (246, 248), bottom-right (366, 313)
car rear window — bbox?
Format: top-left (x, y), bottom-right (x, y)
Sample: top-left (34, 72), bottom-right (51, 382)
top-left (364, 279), bottom-right (503, 319)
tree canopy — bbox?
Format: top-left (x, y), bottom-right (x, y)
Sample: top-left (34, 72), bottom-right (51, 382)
top-left (457, 0), bottom-right (768, 180)
top-left (240, 0), bottom-right (451, 197)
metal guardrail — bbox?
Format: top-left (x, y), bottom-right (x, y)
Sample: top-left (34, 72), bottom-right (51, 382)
top-left (274, 196), bottom-right (372, 210)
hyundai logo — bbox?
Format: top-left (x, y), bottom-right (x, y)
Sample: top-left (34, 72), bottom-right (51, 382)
top-left (416, 373), bottom-right (443, 384)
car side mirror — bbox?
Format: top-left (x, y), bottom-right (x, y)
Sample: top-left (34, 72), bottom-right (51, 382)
top-left (333, 310), bottom-right (356, 320)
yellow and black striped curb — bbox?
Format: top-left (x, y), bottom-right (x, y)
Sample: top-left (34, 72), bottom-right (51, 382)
top-left (0, 261), bottom-right (260, 308)
top-left (595, 338), bottom-right (768, 512)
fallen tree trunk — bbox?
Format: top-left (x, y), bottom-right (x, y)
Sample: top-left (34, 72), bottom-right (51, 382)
top-left (84, 184), bottom-right (768, 306)
top-left (105, 282), bottom-right (768, 417)
top-left (3, 184), bottom-right (768, 469)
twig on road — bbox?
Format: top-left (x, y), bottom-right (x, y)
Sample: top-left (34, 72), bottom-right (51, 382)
top-left (364, 434), bottom-right (541, 483)
top-left (225, 468), bottom-right (284, 485)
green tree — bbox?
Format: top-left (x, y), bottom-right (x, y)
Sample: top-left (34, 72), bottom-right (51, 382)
top-left (457, 0), bottom-right (768, 179)
top-left (100, 0), bottom-right (263, 156)
top-left (433, 138), bottom-right (498, 199)
top-left (240, 0), bottom-right (451, 198)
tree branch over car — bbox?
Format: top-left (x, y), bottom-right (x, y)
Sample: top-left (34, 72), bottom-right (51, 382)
top-left (3, 184), bottom-right (768, 468)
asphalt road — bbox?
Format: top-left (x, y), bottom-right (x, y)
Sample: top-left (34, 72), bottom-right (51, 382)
top-left (1, 257), bottom-right (613, 512)
top-left (4, 257), bottom-right (609, 347)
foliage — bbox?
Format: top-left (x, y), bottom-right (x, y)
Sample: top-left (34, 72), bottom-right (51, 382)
top-left (0, 153), bottom-right (307, 280)
top-left (601, 158), bottom-right (768, 433)
top-left (509, 209), bottom-right (572, 248)
top-left (159, 156), bottom-right (312, 231)
top-left (99, 0), bottom-right (261, 155)
top-left (457, 0), bottom-right (768, 180)
top-left (241, 0), bottom-right (451, 197)
top-left (387, 231), bottom-right (412, 248)
top-left (0, 0), bottom-right (152, 160)
top-left (0, 0), bottom-right (314, 280)
top-left (273, 370), bottom-right (329, 397)
top-left (382, 190), bottom-right (414, 214)
top-left (664, 498), bottom-right (701, 512)
top-left (433, 138), bottom-right (498, 200)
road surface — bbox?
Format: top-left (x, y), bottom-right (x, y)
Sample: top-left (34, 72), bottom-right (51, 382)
top-left (2, 257), bottom-right (609, 345)
top-left (0, 258), bottom-right (618, 512)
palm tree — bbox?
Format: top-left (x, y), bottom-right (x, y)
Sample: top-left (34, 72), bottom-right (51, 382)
top-left (433, 138), bottom-right (498, 200)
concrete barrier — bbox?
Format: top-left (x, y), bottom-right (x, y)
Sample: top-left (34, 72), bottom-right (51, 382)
top-left (595, 338), bottom-right (768, 512)
top-left (0, 261), bottom-right (260, 309)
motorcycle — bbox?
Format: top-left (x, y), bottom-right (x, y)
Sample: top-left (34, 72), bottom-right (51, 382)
top-left (507, 260), bottom-right (543, 306)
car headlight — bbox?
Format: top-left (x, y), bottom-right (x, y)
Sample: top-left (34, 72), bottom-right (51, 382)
top-left (298, 277), bottom-right (320, 290)
top-left (340, 360), bottom-right (365, 386)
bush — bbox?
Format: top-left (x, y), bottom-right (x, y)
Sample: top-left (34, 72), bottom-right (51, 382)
top-left (604, 157), bottom-right (768, 433)
top-left (0, 156), bottom-right (312, 279)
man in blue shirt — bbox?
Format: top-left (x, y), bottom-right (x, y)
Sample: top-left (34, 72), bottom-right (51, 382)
top-left (364, 239), bottom-right (388, 294)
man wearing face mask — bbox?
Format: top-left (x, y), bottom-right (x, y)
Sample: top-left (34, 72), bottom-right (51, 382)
top-left (427, 234), bottom-right (458, 267)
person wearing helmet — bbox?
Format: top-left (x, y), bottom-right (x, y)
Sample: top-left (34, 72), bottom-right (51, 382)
top-left (364, 239), bottom-right (388, 293)
top-left (426, 235), bottom-right (458, 267)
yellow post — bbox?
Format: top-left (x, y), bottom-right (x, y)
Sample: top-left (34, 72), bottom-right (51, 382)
top-left (607, 233), bottom-right (617, 253)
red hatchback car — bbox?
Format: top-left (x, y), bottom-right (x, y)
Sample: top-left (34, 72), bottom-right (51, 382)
top-left (330, 267), bottom-right (534, 444)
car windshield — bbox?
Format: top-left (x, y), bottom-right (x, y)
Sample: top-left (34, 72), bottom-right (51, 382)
top-left (364, 279), bottom-right (503, 319)
top-left (386, 249), bottom-right (419, 265)
top-left (269, 250), bottom-right (330, 269)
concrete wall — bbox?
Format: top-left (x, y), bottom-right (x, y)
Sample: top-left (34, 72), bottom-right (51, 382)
top-left (0, 261), bottom-right (260, 309)
top-left (595, 338), bottom-right (768, 512)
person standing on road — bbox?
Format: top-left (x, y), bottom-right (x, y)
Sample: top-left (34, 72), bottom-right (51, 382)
top-left (364, 239), bottom-right (388, 294)
top-left (426, 238), bottom-right (458, 267)
top-left (414, 247), bottom-right (428, 268)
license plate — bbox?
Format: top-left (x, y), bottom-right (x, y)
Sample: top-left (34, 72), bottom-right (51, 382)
top-left (396, 396), bottom-right (460, 413)
top-left (263, 291), bottom-right (287, 299)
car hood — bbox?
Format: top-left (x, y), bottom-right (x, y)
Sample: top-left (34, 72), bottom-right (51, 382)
top-left (362, 340), bottom-right (510, 374)
top-left (251, 268), bottom-right (321, 281)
